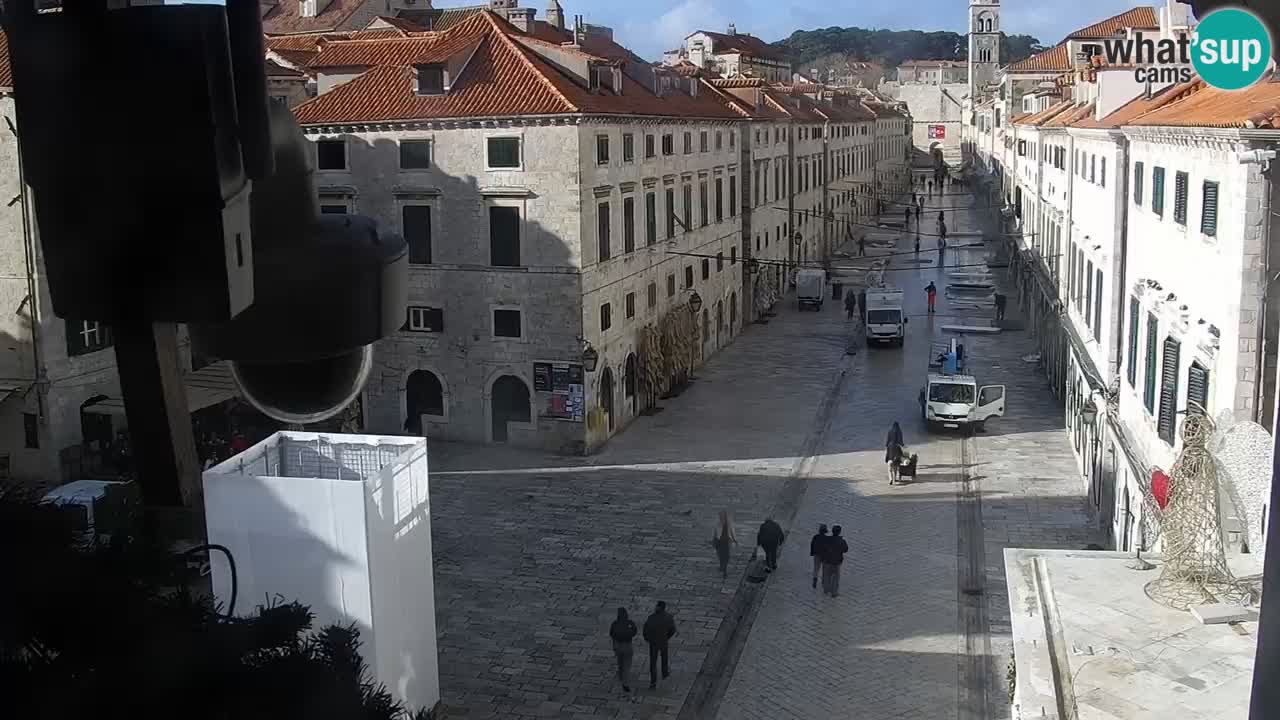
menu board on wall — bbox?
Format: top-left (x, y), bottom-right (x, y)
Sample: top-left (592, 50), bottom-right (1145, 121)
top-left (533, 362), bottom-right (585, 422)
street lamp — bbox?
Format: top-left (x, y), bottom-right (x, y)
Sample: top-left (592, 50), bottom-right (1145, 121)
top-left (581, 341), bottom-right (599, 372)
top-left (688, 291), bottom-right (703, 315)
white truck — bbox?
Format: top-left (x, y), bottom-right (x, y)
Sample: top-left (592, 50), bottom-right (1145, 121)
top-left (919, 371), bottom-right (1006, 432)
top-left (796, 269), bottom-right (826, 311)
top-left (864, 287), bottom-right (907, 346)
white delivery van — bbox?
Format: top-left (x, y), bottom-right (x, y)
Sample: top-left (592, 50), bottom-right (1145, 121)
top-left (796, 269), bottom-right (826, 311)
top-left (40, 479), bottom-right (137, 545)
top-left (919, 373), bottom-right (1006, 432)
top-left (864, 288), bottom-right (907, 346)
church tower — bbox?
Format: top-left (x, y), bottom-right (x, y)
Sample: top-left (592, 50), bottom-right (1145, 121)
top-left (969, 0), bottom-right (1001, 97)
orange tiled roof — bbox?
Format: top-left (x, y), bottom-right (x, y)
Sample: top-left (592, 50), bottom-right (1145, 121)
top-left (1069, 79), bottom-right (1203, 129)
top-left (1010, 112), bottom-right (1032, 124)
top-left (366, 16), bottom-right (429, 34)
top-left (262, 0), bottom-right (370, 35)
top-left (711, 78), bottom-right (767, 89)
top-left (392, 5), bottom-right (488, 33)
top-left (1066, 7), bottom-right (1159, 39)
top-left (266, 32), bottom-right (347, 51)
top-left (266, 59), bottom-right (305, 78)
top-left (0, 31), bottom-right (11, 91)
top-left (294, 11), bottom-right (744, 125)
top-left (1019, 99), bottom-right (1073, 126)
top-left (1125, 72), bottom-right (1280, 128)
top-left (694, 30), bottom-right (787, 61)
top-left (1043, 102), bottom-right (1094, 128)
top-left (1006, 44), bottom-right (1071, 73)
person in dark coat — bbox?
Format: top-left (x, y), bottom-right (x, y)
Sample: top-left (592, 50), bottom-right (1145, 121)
top-left (925, 281), bottom-right (937, 313)
top-left (844, 289), bottom-right (858, 320)
top-left (756, 517), bottom-right (786, 571)
top-left (858, 235), bottom-right (866, 257)
top-left (609, 607), bottom-right (638, 692)
top-left (820, 525), bottom-right (850, 597)
top-left (642, 601), bottom-right (677, 689)
top-left (886, 421), bottom-right (905, 486)
top-left (994, 292), bottom-right (1007, 321)
top-left (810, 524), bottom-right (830, 589)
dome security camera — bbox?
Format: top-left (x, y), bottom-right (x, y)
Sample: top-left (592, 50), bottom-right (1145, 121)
top-left (190, 104), bottom-right (407, 425)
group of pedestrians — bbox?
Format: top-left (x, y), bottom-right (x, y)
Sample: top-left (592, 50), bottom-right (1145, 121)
top-left (808, 524), bottom-right (850, 596)
top-left (608, 601), bottom-right (678, 693)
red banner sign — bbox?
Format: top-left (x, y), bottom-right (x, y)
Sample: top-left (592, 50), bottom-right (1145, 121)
top-left (928, 125), bottom-right (946, 140)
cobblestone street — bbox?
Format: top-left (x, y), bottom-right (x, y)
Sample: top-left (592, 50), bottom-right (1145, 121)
top-left (423, 185), bottom-right (1101, 719)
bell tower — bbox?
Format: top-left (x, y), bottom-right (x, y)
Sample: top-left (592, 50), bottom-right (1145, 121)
top-left (969, 0), bottom-right (1001, 97)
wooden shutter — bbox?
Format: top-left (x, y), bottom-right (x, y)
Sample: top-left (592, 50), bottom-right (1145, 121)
top-left (1201, 181), bottom-right (1219, 237)
top-left (1174, 171), bottom-right (1188, 224)
top-left (1187, 362), bottom-right (1210, 416)
top-left (1134, 162), bottom-right (1144, 205)
top-left (1093, 269), bottom-right (1103, 342)
top-left (1144, 313), bottom-right (1159, 413)
top-left (597, 201), bottom-right (611, 261)
top-left (1157, 337), bottom-right (1181, 444)
top-left (1127, 298), bottom-right (1139, 387)
top-left (1152, 168), bottom-right (1165, 216)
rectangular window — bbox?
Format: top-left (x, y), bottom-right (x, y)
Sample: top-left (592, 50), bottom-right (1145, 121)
top-left (683, 185), bottom-right (693, 231)
top-left (625, 292), bottom-right (635, 319)
top-left (1134, 161), bottom-right (1144, 205)
top-left (646, 134), bottom-right (656, 158)
top-left (1100, 157), bottom-right (1106, 187)
top-left (1127, 297), bottom-right (1140, 387)
top-left (701, 258), bottom-right (710, 280)
top-left (699, 181), bottom-right (709, 227)
top-left (1084, 261), bottom-right (1094, 324)
top-left (699, 130), bottom-right (708, 152)
top-left (65, 319), bottom-right (113, 357)
top-left (596, 134), bottom-right (610, 165)
top-left (1157, 337), bottom-right (1181, 444)
top-left (320, 203), bottom-right (348, 215)
top-left (489, 206), bottom-right (521, 266)
top-left (486, 136), bottom-right (521, 169)
top-left (1152, 167), bottom-right (1165, 217)
top-left (715, 131), bottom-right (723, 150)
top-left (1187, 362), bottom-right (1210, 416)
top-left (405, 305), bottom-right (444, 333)
top-left (415, 64), bottom-right (445, 94)
top-left (731, 246), bottom-right (737, 264)
top-left (623, 133), bottom-right (635, 162)
top-left (600, 302), bottom-right (612, 332)
top-left (597, 201), bottom-right (611, 262)
top-left (729, 132), bottom-right (735, 149)
top-left (403, 205), bottom-right (432, 264)
top-left (683, 131), bottom-right (692, 154)
top-left (623, 197), bottom-right (635, 253)
top-left (667, 273), bottom-right (676, 297)
top-left (399, 140), bottom-right (431, 169)
top-left (716, 252), bottom-right (724, 272)
top-left (1093, 269), bottom-right (1103, 343)
top-left (645, 192), bottom-right (657, 246)
top-left (23, 412), bottom-right (37, 449)
top-left (1174, 171), bottom-right (1189, 225)
top-left (662, 134), bottom-right (674, 156)
top-left (647, 282), bottom-right (657, 308)
top-left (685, 265), bottom-right (694, 288)
top-left (494, 309), bottom-right (522, 338)
top-left (316, 139), bottom-right (346, 170)
top-left (715, 178), bottom-right (723, 222)
top-left (1201, 181), bottom-right (1219, 237)
top-left (665, 188), bottom-right (675, 238)
top-left (1090, 155), bottom-right (1096, 183)
top-left (1144, 313), bottom-right (1159, 413)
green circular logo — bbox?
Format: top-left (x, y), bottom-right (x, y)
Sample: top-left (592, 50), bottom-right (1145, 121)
top-left (1192, 8), bottom-right (1273, 91)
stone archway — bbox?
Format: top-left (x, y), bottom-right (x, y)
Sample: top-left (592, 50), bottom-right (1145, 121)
top-left (490, 375), bottom-right (530, 443)
top-left (600, 366), bottom-right (615, 433)
top-left (404, 369), bottom-right (444, 435)
top-left (624, 353), bottom-right (638, 414)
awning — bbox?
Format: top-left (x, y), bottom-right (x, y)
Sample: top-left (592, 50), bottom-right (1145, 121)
top-left (81, 361), bottom-right (238, 416)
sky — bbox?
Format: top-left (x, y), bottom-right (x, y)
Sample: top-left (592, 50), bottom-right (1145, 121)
top-left (443, 0), bottom-right (1161, 60)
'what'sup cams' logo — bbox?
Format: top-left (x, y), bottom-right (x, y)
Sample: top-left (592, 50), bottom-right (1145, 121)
top-left (1100, 7), bottom-right (1273, 90)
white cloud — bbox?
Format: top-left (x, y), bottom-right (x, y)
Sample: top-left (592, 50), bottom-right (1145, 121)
top-left (655, 0), bottom-right (731, 52)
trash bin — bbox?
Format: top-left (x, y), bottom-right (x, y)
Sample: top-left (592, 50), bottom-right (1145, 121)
top-left (832, 282), bottom-right (843, 300)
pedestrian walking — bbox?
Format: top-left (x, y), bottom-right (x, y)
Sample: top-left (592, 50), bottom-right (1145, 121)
top-left (609, 608), bottom-right (638, 692)
top-left (809, 524), bottom-right (830, 589)
top-left (756, 517), bottom-right (785, 571)
top-left (914, 235), bottom-right (920, 255)
top-left (643, 601), bottom-right (677, 689)
top-left (915, 204), bottom-right (921, 222)
top-left (927, 179), bottom-right (933, 193)
top-left (937, 210), bottom-right (945, 225)
top-left (904, 205), bottom-right (911, 227)
top-left (858, 235), bottom-right (866, 257)
top-left (925, 281), bottom-right (937, 313)
top-left (886, 422), bottom-right (905, 486)
top-left (820, 525), bottom-right (850, 597)
top-left (711, 510), bottom-right (737, 579)
top-left (844, 288), bottom-right (858, 320)
top-left (994, 292), bottom-right (1007, 321)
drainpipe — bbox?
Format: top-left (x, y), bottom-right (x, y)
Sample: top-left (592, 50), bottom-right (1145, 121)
top-left (1111, 134), bottom-right (1130, 379)
top-left (6, 115), bottom-right (43, 421)
top-left (1254, 159), bottom-right (1275, 424)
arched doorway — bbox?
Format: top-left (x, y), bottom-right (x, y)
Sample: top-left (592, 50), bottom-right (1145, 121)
top-left (624, 353), bottom-right (638, 414)
top-left (490, 375), bottom-right (530, 443)
top-left (405, 370), bottom-right (444, 435)
top-left (729, 291), bottom-right (737, 334)
top-left (600, 367), bottom-right (615, 433)
top-left (716, 300), bottom-right (723, 347)
top-left (701, 308), bottom-right (710, 361)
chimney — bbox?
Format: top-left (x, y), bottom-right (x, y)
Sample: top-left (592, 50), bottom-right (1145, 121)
top-left (727, 22), bottom-right (736, 36)
top-left (573, 14), bottom-right (586, 46)
top-left (299, 0), bottom-right (336, 19)
top-left (509, 7), bottom-right (535, 33)
top-left (547, 0), bottom-right (564, 30)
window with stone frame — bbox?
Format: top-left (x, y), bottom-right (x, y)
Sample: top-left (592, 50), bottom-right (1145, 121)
top-left (596, 134), bottom-right (610, 165)
top-left (661, 134), bottom-right (674, 156)
top-left (316, 138), bottom-right (346, 170)
top-left (701, 258), bottom-right (710, 280)
top-left (665, 188), bottom-right (676, 238)
top-left (622, 133), bottom-right (634, 162)
top-left (645, 192), bottom-right (657, 245)
top-left (404, 306), bottom-right (444, 333)
top-left (403, 204), bottom-right (432, 264)
top-left (715, 177), bottom-right (723, 222)
top-left (600, 302), bottom-right (612, 332)
top-left (399, 140), bottom-right (432, 169)
top-left (486, 136), bottom-right (521, 169)
top-left (623, 196), bottom-right (636, 253)
top-left (65, 319), bottom-right (113, 357)
top-left (1174, 171), bottom-right (1189, 225)
top-left (597, 201), bottom-right (611, 262)
top-left (685, 265), bottom-right (693, 288)
top-left (699, 181), bottom-right (709, 227)
top-left (1201, 181), bottom-right (1219, 237)
top-left (699, 130), bottom-right (708, 152)
top-left (493, 308), bottom-right (522, 338)
top-left (648, 282), bottom-right (657, 309)
top-left (683, 131), bottom-right (692, 154)
top-left (625, 292), bottom-right (635, 319)
top-left (489, 206), bottom-right (521, 266)
top-left (646, 134), bottom-right (656, 158)
top-left (667, 273), bottom-right (676, 297)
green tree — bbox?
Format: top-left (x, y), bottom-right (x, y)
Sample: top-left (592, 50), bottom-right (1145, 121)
top-left (772, 26), bottom-right (1042, 70)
